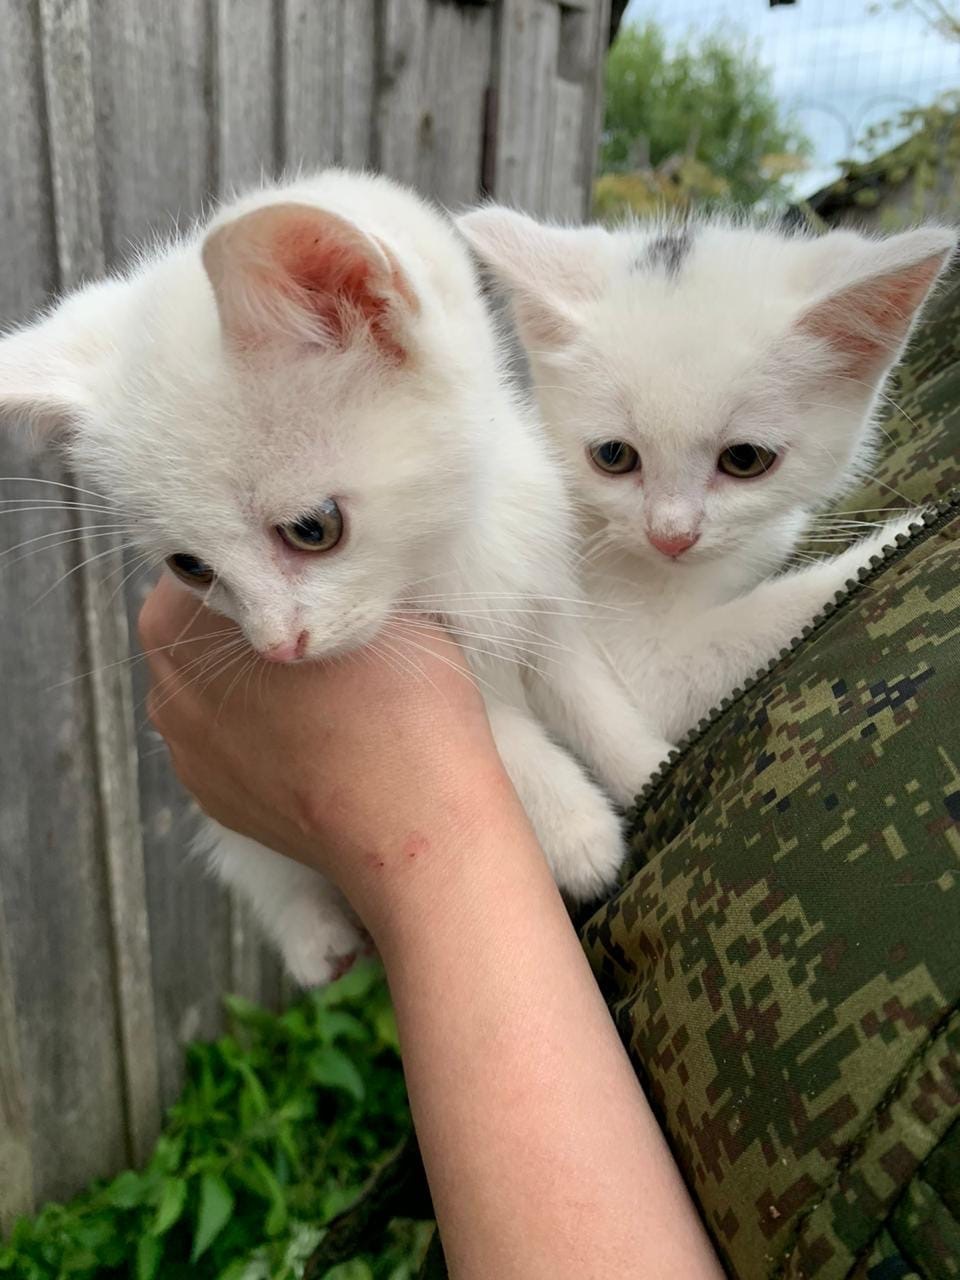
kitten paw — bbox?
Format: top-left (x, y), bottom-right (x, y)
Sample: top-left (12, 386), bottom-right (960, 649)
top-left (820, 510), bottom-right (929, 597)
top-left (279, 904), bottom-right (370, 988)
top-left (601, 734), bottom-right (674, 807)
top-left (541, 790), bottom-right (626, 903)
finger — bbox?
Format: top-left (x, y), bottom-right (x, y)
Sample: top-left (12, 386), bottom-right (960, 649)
top-left (139, 573), bottom-right (240, 667)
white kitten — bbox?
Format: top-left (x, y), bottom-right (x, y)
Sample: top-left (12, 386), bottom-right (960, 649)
top-left (0, 172), bottom-right (667, 986)
top-left (459, 210), bottom-right (954, 745)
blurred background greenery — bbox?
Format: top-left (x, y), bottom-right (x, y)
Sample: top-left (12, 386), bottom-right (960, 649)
top-left (595, 0), bottom-right (960, 227)
top-left (595, 22), bottom-right (810, 219)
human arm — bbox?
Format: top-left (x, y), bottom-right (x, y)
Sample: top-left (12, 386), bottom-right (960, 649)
top-left (140, 577), bottom-right (722, 1280)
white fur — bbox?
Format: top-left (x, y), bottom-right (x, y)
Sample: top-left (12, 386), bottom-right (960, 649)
top-left (459, 210), bottom-right (954, 745)
top-left (0, 173), bottom-right (664, 985)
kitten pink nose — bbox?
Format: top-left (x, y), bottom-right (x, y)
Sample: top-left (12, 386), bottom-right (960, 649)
top-left (647, 531), bottom-right (700, 559)
top-left (260, 630), bottom-right (309, 663)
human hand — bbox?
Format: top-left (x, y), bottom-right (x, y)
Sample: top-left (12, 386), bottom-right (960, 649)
top-left (139, 575), bottom-right (514, 928)
top-left (140, 578), bottom-right (722, 1280)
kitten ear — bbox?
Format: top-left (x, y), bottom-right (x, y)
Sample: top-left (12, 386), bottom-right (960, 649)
top-left (202, 202), bottom-right (419, 361)
top-left (0, 301), bottom-right (104, 443)
top-left (798, 227), bottom-right (955, 382)
top-left (457, 206), bottom-right (603, 350)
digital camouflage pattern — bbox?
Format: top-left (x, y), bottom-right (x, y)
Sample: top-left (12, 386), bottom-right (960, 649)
top-left (314, 272), bottom-right (960, 1280)
top-left (582, 267), bottom-right (960, 1278)
top-left (584, 505), bottom-right (960, 1276)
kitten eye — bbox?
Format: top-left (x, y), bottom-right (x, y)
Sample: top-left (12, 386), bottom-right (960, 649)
top-left (718, 444), bottom-right (778, 479)
top-left (166, 553), bottom-right (215, 586)
top-left (589, 440), bottom-right (641, 475)
top-left (278, 498), bottom-right (344, 553)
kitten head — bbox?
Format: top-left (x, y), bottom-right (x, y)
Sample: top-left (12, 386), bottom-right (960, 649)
top-left (0, 180), bottom-right (494, 661)
top-left (459, 209), bottom-right (954, 573)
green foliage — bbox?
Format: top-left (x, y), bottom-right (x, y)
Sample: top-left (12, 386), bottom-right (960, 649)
top-left (600, 22), bottom-right (809, 210)
top-left (0, 964), bottom-right (429, 1280)
top-left (832, 93), bottom-right (960, 229)
top-left (593, 157), bottom-right (730, 221)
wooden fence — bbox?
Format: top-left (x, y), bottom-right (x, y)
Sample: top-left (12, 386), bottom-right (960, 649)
top-left (0, 0), bottom-right (611, 1225)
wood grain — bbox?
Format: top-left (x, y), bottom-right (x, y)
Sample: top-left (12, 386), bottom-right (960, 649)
top-left (89, 0), bottom-right (237, 1110)
top-left (38, 0), bottom-right (161, 1169)
top-left (0, 0), bottom-right (126, 1211)
top-left (418, 0), bottom-right (493, 207)
top-left (492, 0), bottom-right (560, 213)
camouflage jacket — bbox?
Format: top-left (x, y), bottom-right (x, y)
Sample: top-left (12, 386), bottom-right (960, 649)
top-left (314, 273), bottom-right (960, 1279)
top-left (582, 269), bottom-right (960, 1278)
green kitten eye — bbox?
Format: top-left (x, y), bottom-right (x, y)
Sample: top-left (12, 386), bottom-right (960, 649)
top-left (167, 553), bottom-right (215, 586)
top-left (718, 444), bottom-right (778, 479)
top-left (589, 440), bottom-right (641, 475)
top-left (278, 498), bottom-right (344, 553)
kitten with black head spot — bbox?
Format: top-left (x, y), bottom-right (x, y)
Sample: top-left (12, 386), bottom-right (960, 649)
top-left (459, 209), bottom-right (953, 745)
top-left (0, 172), bottom-right (669, 985)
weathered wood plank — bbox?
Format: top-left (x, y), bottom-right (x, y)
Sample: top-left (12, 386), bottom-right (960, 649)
top-left (418, 0), bottom-right (493, 206)
top-left (38, 0), bottom-right (161, 1169)
top-left (282, 0), bottom-right (341, 171)
top-left (89, 0), bottom-right (234, 1109)
top-left (0, 881), bottom-right (32, 1230)
top-left (492, 0), bottom-right (561, 214)
top-left (215, 0), bottom-right (278, 193)
top-left (0, 494), bottom-right (128, 1205)
top-left (0, 0), bottom-right (127, 1206)
top-left (375, 0), bottom-right (429, 185)
top-left (0, 1), bottom-right (57, 322)
top-left (493, 0), bottom-right (609, 221)
top-left (90, 0), bottom-right (211, 263)
top-left (41, 0), bottom-right (104, 280)
top-left (557, 0), bottom-right (593, 86)
top-left (281, 0), bottom-right (378, 174)
top-left (544, 77), bottom-right (586, 220)
top-left (341, 0), bottom-right (377, 168)
top-left (567, 0), bottom-right (611, 220)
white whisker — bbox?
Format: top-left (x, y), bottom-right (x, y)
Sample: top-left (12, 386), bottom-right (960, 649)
top-left (0, 476), bottom-right (109, 501)
top-left (139, 637), bottom-right (250, 727)
top-left (390, 629), bottom-right (498, 699)
top-left (29, 541), bottom-right (139, 611)
top-left (0, 524), bottom-right (130, 563)
top-left (46, 626), bottom-right (239, 691)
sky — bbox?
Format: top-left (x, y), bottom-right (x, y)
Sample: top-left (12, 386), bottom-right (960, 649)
top-left (621, 0), bottom-right (960, 194)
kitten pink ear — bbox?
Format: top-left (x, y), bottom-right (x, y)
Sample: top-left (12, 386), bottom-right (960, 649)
top-left (798, 227), bottom-right (955, 381)
top-left (202, 202), bottom-right (419, 361)
top-left (457, 206), bottom-right (604, 350)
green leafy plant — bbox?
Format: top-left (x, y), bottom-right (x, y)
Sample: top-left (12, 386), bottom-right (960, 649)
top-left (833, 94), bottom-right (960, 228)
top-left (0, 964), bottom-right (429, 1280)
top-left (593, 155), bottom-right (730, 220)
top-left (598, 21), bottom-right (809, 213)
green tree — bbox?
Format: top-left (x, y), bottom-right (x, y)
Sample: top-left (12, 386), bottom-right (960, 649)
top-left (601, 22), bottom-right (809, 209)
